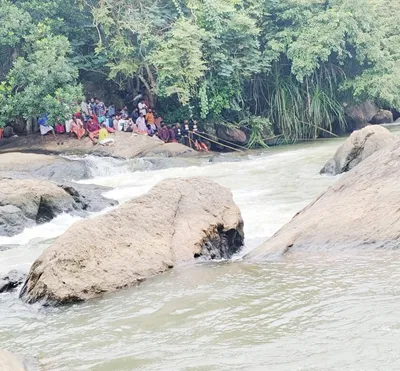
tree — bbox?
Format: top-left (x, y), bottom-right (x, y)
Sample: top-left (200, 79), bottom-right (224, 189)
top-left (2, 29), bottom-right (82, 126)
top-left (0, 0), bottom-right (400, 143)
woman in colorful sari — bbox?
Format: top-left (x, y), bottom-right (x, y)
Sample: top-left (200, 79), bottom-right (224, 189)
top-left (70, 116), bottom-right (86, 139)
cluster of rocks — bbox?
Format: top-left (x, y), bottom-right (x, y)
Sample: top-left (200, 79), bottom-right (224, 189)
top-left (320, 125), bottom-right (396, 175)
top-left (345, 100), bottom-right (398, 128)
top-left (246, 124), bottom-right (400, 260)
top-left (0, 153), bottom-right (117, 238)
top-left (1, 149), bottom-right (246, 307)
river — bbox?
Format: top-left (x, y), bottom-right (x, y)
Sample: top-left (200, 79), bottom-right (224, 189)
top-left (2, 136), bottom-right (400, 370)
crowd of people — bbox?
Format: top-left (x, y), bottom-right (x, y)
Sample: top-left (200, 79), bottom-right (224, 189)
top-left (38, 97), bottom-right (209, 151)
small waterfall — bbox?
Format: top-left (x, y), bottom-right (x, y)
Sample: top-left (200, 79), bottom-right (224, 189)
top-left (64, 155), bottom-right (161, 178)
top-left (69, 155), bottom-right (203, 179)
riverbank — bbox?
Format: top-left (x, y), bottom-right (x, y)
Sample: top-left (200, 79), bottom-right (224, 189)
top-left (0, 137), bottom-right (347, 370)
top-left (0, 131), bottom-right (196, 159)
top-left (4, 131), bottom-right (400, 369)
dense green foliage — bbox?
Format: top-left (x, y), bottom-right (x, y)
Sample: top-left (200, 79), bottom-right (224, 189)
top-left (0, 0), bottom-right (399, 144)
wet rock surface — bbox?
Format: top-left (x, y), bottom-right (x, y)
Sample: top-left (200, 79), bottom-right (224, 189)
top-left (0, 178), bottom-right (117, 237)
top-left (0, 152), bottom-right (89, 182)
top-left (20, 177), bottom-right (244, 305)
top-left (370, 109), bottom-right (393, 125)
top-left (0, 270), bottom-right (26, 293)
top-left (320, 125), bottom-right (396, 175)
top-left (246, 137), bottom-right (400, 260)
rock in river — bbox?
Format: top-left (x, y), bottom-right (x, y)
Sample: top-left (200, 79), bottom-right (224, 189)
top-left (0, 152), bottom-right (89, 181)
top-left (0, 178), bottom-right (116, 237)
top-left (320, 125), bottom-right (395, 175)
top-left (0, 270), bottom-right (26, 293)
top-left (245, 137), bottom-right (400, 260)
top-left (345, 100), bottom-right (379, 129)
top-left (217, 126), bottom-right (247, 145)
top-left (370, 109), bottom-right (393, 125)
top-left (20, 178), bottom-right (244, 305)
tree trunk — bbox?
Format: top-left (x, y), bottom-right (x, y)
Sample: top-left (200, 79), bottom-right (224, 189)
top-left (26, 117), bottom-right (33, 135)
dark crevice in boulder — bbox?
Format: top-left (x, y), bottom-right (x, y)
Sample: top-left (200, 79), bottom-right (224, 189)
top-left (198, 223), bottom-right (244, 260)
top-left (0, 270), bottom-right (26, 293)
top-left (59, 185), bottom-right (89, 210)
top-left (36, 197), bottom-right (57, 224)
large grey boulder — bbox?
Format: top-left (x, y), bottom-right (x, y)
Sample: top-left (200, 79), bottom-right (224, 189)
top-left (0, 178), bottom-right (116, 237)
top-left (217, 126), bottom-right (247, 144)
top-left (320, 125), bottom-right (396, 175)
top-left (345, 100), bottom-right (379, 129)
top-left (20, 177), bottom-right (244, 305)
top-left (370, 109), bottom-right (393, 125)
top-left (0, 152), bottom-right (88, 181)
top-left (246, 137), bottom-right (400, 260)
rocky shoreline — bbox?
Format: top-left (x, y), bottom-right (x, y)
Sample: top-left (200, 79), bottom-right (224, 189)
top-left (0, 153), bottom-right (117, 237)
top-left (246, 126), bottom-right (400, 260)
top-left (0, 131), bottom-right (197, 159)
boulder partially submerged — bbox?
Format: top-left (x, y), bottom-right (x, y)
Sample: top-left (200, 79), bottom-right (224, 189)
top-left (0, 152), bottom-right (88, 181)
top-left (370, 109), bottom-right (393, 125)
top-left (246, 138), bottom-right (400, 260)
top-left (0, 178), bottom-right (116, 237)
top-left (0, 178), bottom-right (79, 237)
top-left (0, 270), bottom-right (26, 293)
top-left (320, 125), bottom-right (395, 175)
top-left (345, 100), bottom-right (379, 129)
top-left (20, 177), bottom-right (244, 305)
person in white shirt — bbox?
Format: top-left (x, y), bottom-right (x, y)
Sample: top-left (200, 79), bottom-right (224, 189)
top-left (136, 113), bottom-right (147, 134)
top-left (138, 100), bottom-right (147, 116)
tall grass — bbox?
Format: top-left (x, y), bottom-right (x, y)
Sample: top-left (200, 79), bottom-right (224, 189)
top-left (265, 62), bottom-right (346, 141)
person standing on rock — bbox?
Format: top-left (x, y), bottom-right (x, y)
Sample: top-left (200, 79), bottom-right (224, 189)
top-left (136, 112), bottom-right (147, 134)
top-left (106, 104), bottom-right (116, 127)
top-left (138, 100), bottom-right (147, 116)
top-left (89, 97), bottom-right (96, 116)
top-left (95, 98), bottom-right (107, 124)
top-left (182, 120), bottom-right (190, 147)
top-left (81, 98), bottom-right (90, 122)
top-left (174, 123), bottom-right (182, 143)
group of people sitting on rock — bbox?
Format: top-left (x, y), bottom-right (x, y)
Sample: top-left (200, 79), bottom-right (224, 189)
top-left (39, 97), bottom-right (209, 151)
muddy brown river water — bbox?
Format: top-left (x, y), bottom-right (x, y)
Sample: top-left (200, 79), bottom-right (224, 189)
top-left (2, 136), bottom-right (400, 370)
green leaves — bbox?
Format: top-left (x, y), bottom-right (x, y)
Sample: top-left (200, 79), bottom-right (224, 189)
top-left (151, 19), bottom-right (207, 105)
top-left (0, 0), bottom-right (399, 139)
top-left (4, 33), bottom-right (82, 123)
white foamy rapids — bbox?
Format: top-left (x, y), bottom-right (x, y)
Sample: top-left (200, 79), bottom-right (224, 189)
top-left (79, 143), bottom-right (341, 254)
top-left (0, 213), bottom-right (81, 247)
top-left (67, 154), bottom-right (201, 179)
top-left (0, 213), bottom-right (82, 274)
